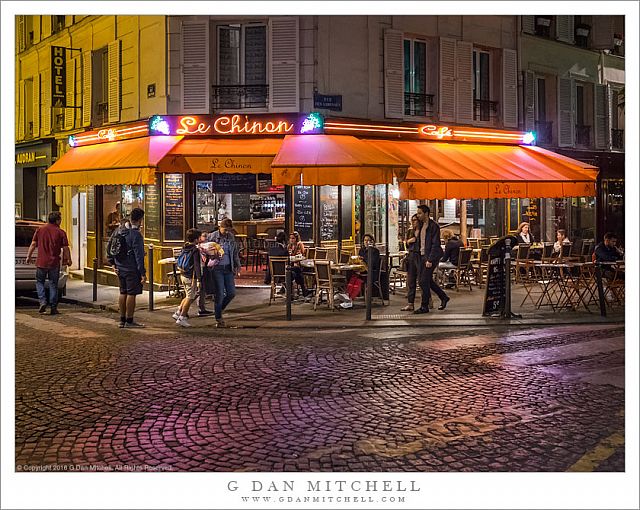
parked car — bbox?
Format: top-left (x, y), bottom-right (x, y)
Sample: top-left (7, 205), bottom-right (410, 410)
top-left (15, 219), bottom-right (68, 295)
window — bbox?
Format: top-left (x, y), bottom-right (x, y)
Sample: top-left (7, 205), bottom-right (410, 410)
top-left (91, 47), bottom-right (108, 126)
top-left (24, 79), bottom-right (33, 137)
top-left (535, 16), bottom-right (553, 38)
top-left (535, 78), bottom-right (546, 121)
top-left (403, 38), bottom-right (430, 116)
top-left (25, 16), bottom-right (34, 47)
top-left (473, 49), bottom-right (494, 121)
top-left (535, 77), bottom-right (553, 144)
top-left (215, 23), bottom-right (267, 109)
top-left (52, 15), bottom-right (65, 34)
top-left (576, 84), bottom-right (585, 126)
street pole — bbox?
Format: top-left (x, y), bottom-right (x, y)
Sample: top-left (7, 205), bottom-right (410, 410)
top-left (285, 263), bottom-right (292, 321)
top-left (148, 244), bottom-right (154, 311)
top-left (366, 246), bottom-right (373, 321)
top-left (92, 257), bottom-right (98, 302)
top-left (595, 263), bottom-right (607, 317)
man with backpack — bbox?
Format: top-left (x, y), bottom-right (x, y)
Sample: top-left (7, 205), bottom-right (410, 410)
top-left (107, 207), bottom-right (146, 328)
top-left (172, 228), bottom-right (203, 327)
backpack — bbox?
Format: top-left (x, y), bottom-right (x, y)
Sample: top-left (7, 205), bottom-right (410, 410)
top-left (176, 246), bottom-right (196, 277)
top-left (107, 228), bottom-right (129, 261)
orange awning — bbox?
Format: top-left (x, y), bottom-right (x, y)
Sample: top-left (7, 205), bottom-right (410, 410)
top-left (159, 137), bottom-right (283, 174)
top-left (271, 135), bottom-right (408, 186)
top-left (46, 136), bottom-right (183, 186)
top-left (365, 139), bottom-right (598, 199)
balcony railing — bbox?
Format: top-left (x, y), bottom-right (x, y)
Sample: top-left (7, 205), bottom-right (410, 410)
top-left (611, 128), bottom-right (624, 150)
top-left (473, 100), bottom-right (498, 122)
top-left (535, 120), bottom-right (553, 145)
top-left (404, 92), bottom-right (434, 117)
top-left (212, 85), bottom-right (269, 110)
top-left (575, 124), bottom-right (591, 147)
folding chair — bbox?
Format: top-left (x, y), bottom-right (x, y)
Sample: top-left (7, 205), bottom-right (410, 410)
top-left (313, 260), bottom-right (337, 310)
top-left (268, 256), bottom-right (289, 305)
top-left (453, 248), bottom-right (474, 291)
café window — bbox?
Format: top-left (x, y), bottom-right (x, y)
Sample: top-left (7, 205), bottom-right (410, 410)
top-left (91, 47), bottom-right (109, 126)
top-left (403, 38), bottom-right (430, 116)
top-left (215, 23), bottom-right (268, 110)
top-left (102, 185), bottom-right (145, 264)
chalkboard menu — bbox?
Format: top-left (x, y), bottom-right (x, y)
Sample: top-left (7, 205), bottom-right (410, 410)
top-left (212, 173), bottom-right (257, 193)
top-left (164, 174), bottom-right (184, 241)
top-left (320, 187), bottom-right (338, 241)
top-left (86, 186), bottom-right (95, 232)
top-left (294, 186), bottom-right (313, 241)
top-left (145, 176), bottom-right (160, 240)
top-left (482, 236), bottom-right (518, 316)
top-left (231, 194), bottom-right (251, 221)
top-left (257, 173), bottom-right (284, 194)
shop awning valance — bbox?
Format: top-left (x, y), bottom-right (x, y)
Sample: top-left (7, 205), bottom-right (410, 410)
top-left (158, 137), bottom-right (283, 174)
top-left (271, 135), bottom-right (408, 186)
top-left (46, 136), bottom-right (183, 186)
top-left (366, 140), bottom-right (598, 199)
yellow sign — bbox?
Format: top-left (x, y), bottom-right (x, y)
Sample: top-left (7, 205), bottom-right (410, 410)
top-left (185, 156), bottom-right (273, 174)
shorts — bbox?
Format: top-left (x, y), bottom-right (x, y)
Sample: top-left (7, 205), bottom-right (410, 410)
top-left (180, 274), bottom-right (199, 300)
top-left (118, 271), bottom-right (143, 296)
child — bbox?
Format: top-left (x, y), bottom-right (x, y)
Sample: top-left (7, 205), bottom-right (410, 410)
top-left (173, 228), bottom-right (202, 327)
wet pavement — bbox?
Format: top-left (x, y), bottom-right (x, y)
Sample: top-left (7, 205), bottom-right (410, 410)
top-left (14, 302), bottom-right (625, 472)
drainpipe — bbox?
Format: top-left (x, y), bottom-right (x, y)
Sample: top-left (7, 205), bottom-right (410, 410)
top-left (516, 16), bottom-right (523, 131)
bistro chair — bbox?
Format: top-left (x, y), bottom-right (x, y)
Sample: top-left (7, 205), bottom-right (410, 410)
top-left (513, 244), bottom-right (532, 284)
top-left (306, 247), bottom-right (316, 260)
top-left (580, 240), bottom-right (594, 262)
top-left (467, 238), bottom-right (480, 250)
top-left (314, 247), bottom-right (329, 260)
top-left (268, 256), bottom-right (289, 305)
top-left (453, 248), bottom-right (474, 292)
top-left (313, 260), bottom-right (338, 311)
top-left (371, 255), bottom-right (388, 306)
top-left (559, 242), bottom-right (573, 261)
top-left (166, 247), bottom-right (185, 299)
top-left (472, 246), bottom-right (490, 287)
top-left (339, 250), bottom-right (352, 264)
top-left (541, 242), bottom-right (555, 262)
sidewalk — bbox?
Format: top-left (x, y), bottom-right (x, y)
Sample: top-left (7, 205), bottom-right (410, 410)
top-left (56, 276), bottom-right (625, 330)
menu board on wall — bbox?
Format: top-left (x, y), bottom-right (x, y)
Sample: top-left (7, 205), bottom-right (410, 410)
top-left (164, 174), bottom-right (184, 241)
top-left (231, 194), bottom-right (251, 221)
top-left (294, 186), bottom-right (313, 241)
top-left (320, 187), bottom-right (339, 241)
top-left (257, 173), bottom-right (284, 194)
top-left (145, 176), bottom-right (160, 240)
top-left (212, 173), bottom-right (257, 193)
top-left (86, 186), bottom-right (95, 232)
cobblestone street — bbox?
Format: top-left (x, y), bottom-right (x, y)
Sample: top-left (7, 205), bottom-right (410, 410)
top-left (15, 304), bottom-right (624, 472)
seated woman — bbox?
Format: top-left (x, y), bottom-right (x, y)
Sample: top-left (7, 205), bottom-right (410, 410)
top-left (288, 231), bottom-right (306, 257)
top-left (438, 230), bottom-right (463, 288)
top-left (265, 231), bottom-right (309, 297)
top-left (340, 234), bottom-right (381, 308)
top-left (516, 222), bottom-right (535, 244)
top-left (553, 229), bottom-right (571, 256)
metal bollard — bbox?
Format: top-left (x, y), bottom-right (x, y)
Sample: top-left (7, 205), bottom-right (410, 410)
top-left (285, 264), bottom-right (292, 321)
top-left (595, 263), bottom-right (606, 317)
top-left (92, 257), bottom-right (98, 302)
top-left (148, 244), bottom-right (154, 311)
top-left (366, 246), bottom-right (373, 321)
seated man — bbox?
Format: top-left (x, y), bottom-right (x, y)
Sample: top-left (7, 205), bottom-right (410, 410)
top-left (594, 232), bottom-right (624, 280)
top-left (438, 230), bottom-right (463, 288)
top-left (265, 232), bottom-right (309, 297)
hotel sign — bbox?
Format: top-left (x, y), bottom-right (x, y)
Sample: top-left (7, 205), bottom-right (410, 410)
top-left (149, 114), bottom-right (324, 137)
top-left (51, 46), bottom-right (67, 108)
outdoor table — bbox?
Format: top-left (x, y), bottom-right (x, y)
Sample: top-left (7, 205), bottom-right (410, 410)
top-left (159, 257), bottom-right (182, 298)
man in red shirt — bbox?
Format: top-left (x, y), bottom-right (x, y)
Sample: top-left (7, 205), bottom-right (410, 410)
top-left (26, 211), bottom-right (72, 315)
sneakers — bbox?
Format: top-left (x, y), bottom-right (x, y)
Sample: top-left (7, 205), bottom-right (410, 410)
top-left (175, 316), bottom-right (191, 328)
top-left (124, 321), bottom-right (145, 328)
top-left (49, 307), bottom-right (60, 315)
top-left (401, 304), bottom-right (414, 312)
top-left (438, 295), bottom-right (451, 310)
top-left (197, 310), bottom-right (213, 317)
top-left (216, 319), bottom-right (226, 328)
top-left (38, 304), bottom-right (47, 314)
top-left (339, 301), bottom-right (353, 309)
top-left (413, 307), bottom-right (429, 314)
top-left (172, 311), bottom-right (181, 320)
top-left (278, 286), bottom-right (287, 295)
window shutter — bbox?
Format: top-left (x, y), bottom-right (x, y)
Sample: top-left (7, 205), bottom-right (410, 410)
top-left (269, 16), bottom-right (299, 113)
top-left (522, 16), bottom-right (535, 34)
top-left (591, 15), bottom-right (613, 49)
top-left (502, 49), bottom-right (518, 128)
top-left (33, 74), bottom-right (40, 137)
top-left (524, 70), bottom-right (535, 131)
top-left (558, 77), bottom-right (575, 147)
top-left (42, 70), bottom-right (51, 135)
top-left (455, 41), bottom-right (473, 124)
top-left (556, 16), bottom-right (575, 44)
top-left (383, 29), bottom-right (404, 119)
top-left (41, 15), bottom-right (51, 39)
top-left (181, 20), bottom-right (209, 113)
top-left (82, 51), bottom-right (92, 126)
top-left (17, 16), bottom-right (25, 52)
top-left (107, 39), bottom-right (120, 123)
top-left (594, 84), bottom-right (609, 149)
top-left (439, 37), bottom-right (456, 122)
top-left (18, 80), bottom-right (25, 140)
top-left (65, 58), bottom-right (76, 130)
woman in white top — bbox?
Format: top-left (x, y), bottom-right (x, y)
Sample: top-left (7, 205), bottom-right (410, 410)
top-left (553, 229), bottom-right (571, 254)
top-left (516, 222), bottom-right (535, 244)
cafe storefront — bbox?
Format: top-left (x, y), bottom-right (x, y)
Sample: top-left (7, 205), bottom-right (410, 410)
top-left (46, 113), bottom-right (597, 289)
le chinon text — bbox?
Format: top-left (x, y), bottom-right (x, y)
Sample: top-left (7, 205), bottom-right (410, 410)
top-left (227, 480), bottom-right (420, 492)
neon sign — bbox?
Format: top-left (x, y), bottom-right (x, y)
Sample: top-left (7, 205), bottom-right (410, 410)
top-left (68, 123), bottom-right (149, 147)
top-left (150, 114), bottom-right (322, 137)
top-left (419, 125), bottom-right (453, 139)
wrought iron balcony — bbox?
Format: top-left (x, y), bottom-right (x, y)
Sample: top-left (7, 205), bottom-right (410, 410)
top-left (611, 128), bottom-right (624, 150)
top-left (473, 100), bottom-right (498, 122)
top-left (404, 92), bottom-right (434, 117)
top-left (575, 124), bottom-right (591, 147)
top-left (535, 120), bottom-right (553, 145)
top-left (212, 85), bottom-right (269, 110)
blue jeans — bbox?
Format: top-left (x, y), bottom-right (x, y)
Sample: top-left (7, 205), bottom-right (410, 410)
top-left (212, 266), bottom-right (236, 320)
top-left (36, 266), bottom-right (60, 307)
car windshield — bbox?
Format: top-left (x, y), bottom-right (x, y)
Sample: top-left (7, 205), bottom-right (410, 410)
top-left (16, 226), bottom-right (37, 247)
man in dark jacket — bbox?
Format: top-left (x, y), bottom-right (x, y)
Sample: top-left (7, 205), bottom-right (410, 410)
top-left (594, 232), bottom-right (624, 280)
top-left (414, 205), bottom-right (449, 313)
top-left (107, 207), bottom-right (146, 328)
